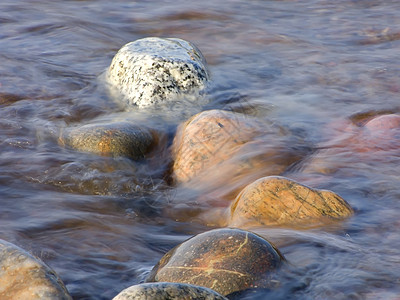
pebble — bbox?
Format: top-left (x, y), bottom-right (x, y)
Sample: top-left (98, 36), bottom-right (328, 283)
top-left (107, 37), bottom-right (209, 108)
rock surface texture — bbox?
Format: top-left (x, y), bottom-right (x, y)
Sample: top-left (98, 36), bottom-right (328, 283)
top-left (113, 282), bottom-right (228, 300)
top-left (107, 37), bottom-right (209, 108)
top-left (147, 228), bottom-right (285, 296)
top-left (170, 109), bottom-right (308, 206)
top-left (0, 239), bottom-right (72, 300)
top-left (60, 122), bottom-right (155, 159)
top-left (229, 176), bottom-right (353, 228)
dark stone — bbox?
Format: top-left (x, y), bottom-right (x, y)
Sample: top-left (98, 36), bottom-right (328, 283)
top-left (147, 228), bottom-right (285, 296)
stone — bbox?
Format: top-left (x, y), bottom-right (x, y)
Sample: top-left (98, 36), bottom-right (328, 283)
top-left (303, 113), bottom-right (400, 175)
top-left (229, 176), bottom-right (353, 228)
top-left (172, 109), bottom-right (261, 183)
top-left (0, 239), bottom-right (72, 300)
top-left (59, 122), bottom-right (155, 159)
top-left (170, 109), bottom-right (308, 206)
top-left (146, 228), bottom-right (285, 296)
top-left (107, 37), bottom-right (209, 108)
top-left (113, 282), bottom-right (228, 300)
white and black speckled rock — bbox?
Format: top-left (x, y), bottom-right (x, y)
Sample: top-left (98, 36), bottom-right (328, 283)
top-left (59, 122), bottom-right (156, 159)
top-left (107, 37), bottom-right (209, 108)
top-left (0, 239), bottom-right (72, 300)
top-left (113, 282), bottom-right (228, 300)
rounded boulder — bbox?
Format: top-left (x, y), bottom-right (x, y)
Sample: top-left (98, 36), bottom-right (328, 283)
top-left (146, 228), bottom-right (285, 296)
top-left (229, 176), bottom-right (353, 228)
top-left (107, 37), bottom-right (209, 108)
top-left (0, 239), bottom-right (72, 300)
top-left (59, 122), bottom-right (155, 159)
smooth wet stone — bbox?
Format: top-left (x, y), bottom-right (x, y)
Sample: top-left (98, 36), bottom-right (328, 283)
top-left (107, 37), bottom-right (209, 108)
top-left (229, 176), bottom-right (353, 228)
top-left (0, 239), bottom-right (72, 300)
top-left (147, 228), bottom-right (285, 296)
top-left (113, 282), bottom-right (228, 300)
top-left (172, 109), bottom-right (262, 183)
top-left (170, 109), bottom-right (308, 208)
top-left (59, 122), bottom-right (155, 159)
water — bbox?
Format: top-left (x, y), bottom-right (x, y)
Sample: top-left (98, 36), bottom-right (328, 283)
top-left (1, 0), bottom-right (400, 299)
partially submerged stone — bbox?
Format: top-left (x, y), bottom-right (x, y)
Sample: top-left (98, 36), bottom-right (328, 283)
top-left (147, 228), bottom-right (285, 296)
top-left (59, 122), bottom-right (155, 159)
top-left (107, 37), bottom-right (209, 108)
top-left (229, 176), bottom-right (353, 228)
top-left (0, 239), bottom-right (72, 300)
top-left (172, 109), bottom-right (262, 183)
top-left (303, 113), bottom-right (400, 175)
top-left (113, 282), bottom-right (227, 300)
top-left (170, 109), bottom-right (308, 206)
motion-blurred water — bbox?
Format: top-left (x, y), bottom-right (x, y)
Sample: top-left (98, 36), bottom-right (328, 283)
top-left (1, 1), bottom-right (400, 298)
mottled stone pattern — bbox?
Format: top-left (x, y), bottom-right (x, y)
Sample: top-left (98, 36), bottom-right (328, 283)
top-left (0, 239), bottom-right (72, 300)
top-left (229, 176), bottom-right (353, 228)
top-left (113, 282), bottom-right (228, 300)
top-left (59, 122), bottom-right (155, 159)
top-left (107, 37), bottom-right (209, 108)
top-left (147, 228), bottom-right (285, 296)
top-left (172, 109), bottom-right (262, 183)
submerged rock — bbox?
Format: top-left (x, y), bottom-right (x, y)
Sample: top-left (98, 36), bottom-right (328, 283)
top-left (59, 122), bottom-right (156, 159)
top-left (303, 113), bottom-right (400, 175)
top-left (113, 282), bottom-right (228, 300)
top-left (107, 37), bottom-right (209, 108)
top-left (229, 176), bottom-right (353, 228)
top-left (0, 239), bottom-right (72, 300)
top-left (147, 228), bottom-right (285, 296)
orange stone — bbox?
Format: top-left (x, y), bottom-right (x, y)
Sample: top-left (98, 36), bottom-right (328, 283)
top-left (229, 176), bottom-right (353, 228)
top-left (171, 109), bottom-right (308, 206)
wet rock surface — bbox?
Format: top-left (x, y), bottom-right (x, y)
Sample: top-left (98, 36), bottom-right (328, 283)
top-left (303, 113), bottom-right (400, 175)
top-left (229, 176), bottom-right (353, 228)
top-left (59, 121), bottom-right (156, 159)
top-left (171, 109), bottom-right (308, 205)
top-left (107, 37), bottom-right (209, 108)
top-left (113, 282), bottom-right (228, 300)
top-left (147, 228), bottom-right (285, 296)
top-left (0, 239), bottom-right (72, 300)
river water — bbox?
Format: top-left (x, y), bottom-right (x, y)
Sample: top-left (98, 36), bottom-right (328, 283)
top-left (1, 1), bottom-right (400, 299)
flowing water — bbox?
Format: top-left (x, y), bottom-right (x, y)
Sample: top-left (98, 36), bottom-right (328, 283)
top-left (1, 0), bottom-right (400, 299)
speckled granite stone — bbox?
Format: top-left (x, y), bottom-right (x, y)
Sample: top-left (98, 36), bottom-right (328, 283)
top-left (113, 282), bottom-right (228, 300)
top-left (0, 239), bottom-right (72, 300)
top-left (146, 228), bottom-right (285, 296)
top-left (107, 37), bottom-right (209, 108)
top-left (59, 122), bottom-right (155, 159)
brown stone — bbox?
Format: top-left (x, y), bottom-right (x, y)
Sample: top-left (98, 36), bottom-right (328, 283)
top-left (0, 239), bottom-right (72, 300)
top-left (146, 228), bottom-right (285, 296)
top-left (229, 176), bottom-right (353, 228)
top-left (171, 109), bottom-right (307, 205)
top-left (59, 121), bottom-right (156, 159)
top-left (172, 109), bottom-right (261, 183)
